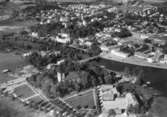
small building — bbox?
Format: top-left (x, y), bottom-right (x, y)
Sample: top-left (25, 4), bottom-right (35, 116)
top-left (134, 52), bottom-right (148, 59)
top-left (55, 33), bottom-right (71, 44)
top-left (159, 55), bottom-right (167, 64)
top-left (31, 32), bottom-right (38, 38)
top-left (100, 45), bottom-right (110, 52)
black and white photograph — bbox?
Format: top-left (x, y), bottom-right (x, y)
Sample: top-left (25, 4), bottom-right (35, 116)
top-left (0, 0), bottom-right (167, 117)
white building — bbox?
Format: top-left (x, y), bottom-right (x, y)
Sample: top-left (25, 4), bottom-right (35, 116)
top-left (98, 85), bottom-right (138, 115)
top-left (55, 33), bottom-right (70, 44)
top-left (111, 50), bottom-right (129, 58)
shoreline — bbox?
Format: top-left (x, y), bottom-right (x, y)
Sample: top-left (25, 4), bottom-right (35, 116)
top-left (100, 52), bottom-right (167, 70)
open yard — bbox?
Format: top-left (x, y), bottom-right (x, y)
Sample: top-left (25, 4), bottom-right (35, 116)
top-left (0, 53), bottom-right (27, 83)
top-left (65, 90), bottom-right (96, 109)
top-left (14, 84), bottom-right (35, 99)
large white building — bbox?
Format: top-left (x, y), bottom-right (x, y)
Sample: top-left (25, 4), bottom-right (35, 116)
top-left (98, 85), bottom-right (138, 112)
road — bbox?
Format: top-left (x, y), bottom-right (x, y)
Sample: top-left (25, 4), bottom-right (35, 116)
top-left (100, 52), bottom-right (167, 70)
top-left (63, 88), bottom-right (94, 100)
top-left (78, 56), bottom-right (99, 63)
top-left (27, 83), bottom-right (49, 101)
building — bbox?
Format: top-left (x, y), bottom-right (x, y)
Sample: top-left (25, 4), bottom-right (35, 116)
top-left (55, 33), bottom-right (70, 44)
top-left (98, 85), bottom-right (138, 115)
top-left (160, 55), bottom-right (167, 64)
top-left (111, 50), bottom-right (129, 58)
top-left (100, 45), bottom-right (110, 52)
top-left (134, 52), bottom-right (148, 59)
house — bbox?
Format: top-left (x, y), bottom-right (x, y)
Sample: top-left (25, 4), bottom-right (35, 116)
top-left (147, 57), bottom-right (154, 63)
top-left (31, 32), bottom-right (38, 38)
top-left (100, 45), bottom-right (110, 52)
top-left (51, 33), bottom-right (70, 44)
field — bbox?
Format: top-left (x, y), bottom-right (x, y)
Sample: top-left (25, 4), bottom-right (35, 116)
top-left (28, 96), bottom-right (43, 103)
top-left (148, 97), bottom-right (167, 117)
top-left (14, 84), bottom-right (35, 99)
top-left (0, 53), bottom-right (27, 83)
top-left (65, 90), bottom-right (96, 109)
top-left (0, 96), bottom-right (50, 117)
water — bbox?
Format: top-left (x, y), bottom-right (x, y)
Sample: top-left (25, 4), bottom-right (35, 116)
top-left (97, 58), bottom-right (167, 96)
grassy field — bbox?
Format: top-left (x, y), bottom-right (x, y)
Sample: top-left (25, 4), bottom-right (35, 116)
top-left (148, 97), bottom-right (167, 117)
top-left (0, 96), bottom-right (50, 117)
top-left (0, 53), bottom-right (27, 83)
top-left (14, 84), bottom-right (35, 99)
top-left (65, 90), bottom-right (95, 109)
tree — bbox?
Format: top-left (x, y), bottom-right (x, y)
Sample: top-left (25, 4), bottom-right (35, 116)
top-left (89, 41), bottom-right (102, 56)
top-left (77, 105), bottom-right (81, 110)
top-left (128, 104), bottom-right (140, 114)
top-left (162, 41), bottom-right (167, 54)
top-left (35, 0), bottom-right (47, 6)
top-left (123, 67), bottom-right (131, 77)
top-left (108, 109), bottom-right (116, 117)
top-left (135, 69), bottom-right (145, 85)
top-left (79, 71), bottom-right (89, 88)
top-left (104, 75), bottom-right (115, 84)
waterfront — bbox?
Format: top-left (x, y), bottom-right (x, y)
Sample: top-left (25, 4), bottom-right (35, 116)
top-left (97, 58), bottom-right (167, 96)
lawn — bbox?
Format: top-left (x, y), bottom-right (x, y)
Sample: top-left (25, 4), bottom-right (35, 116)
top-left (148, 97), bottom-right (167, 117)
top-left (14, 84), bottom-right (35, 99)
top-left (65, 90), bottom-right (96, 109)
top-left (0, 53), bottom-right (27, 83)
top-left (0, 96), bottom-right (50, 117)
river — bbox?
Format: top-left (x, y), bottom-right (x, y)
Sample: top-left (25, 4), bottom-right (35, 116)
top-left (96, 58), bottom-right (167, 96)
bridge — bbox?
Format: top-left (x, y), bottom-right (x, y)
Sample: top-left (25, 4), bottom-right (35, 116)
top-left (78, 55), bottom-right (99, 63)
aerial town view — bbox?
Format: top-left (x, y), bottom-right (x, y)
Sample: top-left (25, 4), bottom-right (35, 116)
top-left (1, 0), bottom-right (167, 117)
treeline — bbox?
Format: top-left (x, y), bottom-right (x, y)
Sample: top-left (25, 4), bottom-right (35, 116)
top-left (26, 43), bottom-right (101, 69)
